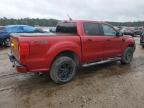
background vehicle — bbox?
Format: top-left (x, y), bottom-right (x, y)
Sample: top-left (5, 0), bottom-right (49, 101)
top-left (121, 27), bottom-right (143, 37)
top-left (35, 27), bottom-right (56, 33)
top-left (0, 25), bottom-right (43, 47)
top-left (140, 32), bottom-right (144, 48)
top-left (135, 27), bottom-right (143, 35)
top-left (9, 20), bottom-right (135, 84)
top-left (0, 26), bottom-right (4, 29)
top-left (121, 27), bottom-right (136, 36)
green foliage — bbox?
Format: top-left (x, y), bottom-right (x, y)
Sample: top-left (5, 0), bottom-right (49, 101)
top-left (0, 17), bottom-right (144, 27)
top-left (0, 17), bottom-right (59, 27)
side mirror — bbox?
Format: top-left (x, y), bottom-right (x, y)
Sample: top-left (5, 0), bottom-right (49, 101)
top-left (116, 32), bottom-right (123, 37)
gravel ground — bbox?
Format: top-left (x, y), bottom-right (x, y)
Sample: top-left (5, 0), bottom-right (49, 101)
top-left (0, 37), bottom-right (144, 108)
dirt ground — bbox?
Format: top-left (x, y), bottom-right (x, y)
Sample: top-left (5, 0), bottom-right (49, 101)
top-left (0, 37), bottom-right (144, 108)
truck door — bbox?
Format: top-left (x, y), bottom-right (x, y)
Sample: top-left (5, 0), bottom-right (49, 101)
top-left (81, 22), bottom-right (106, 63)
top-left (101, 24), bottom-right (124, 58)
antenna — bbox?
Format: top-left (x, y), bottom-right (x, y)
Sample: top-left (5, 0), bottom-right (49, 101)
top-left (67, 14), bottom-right (72, 21)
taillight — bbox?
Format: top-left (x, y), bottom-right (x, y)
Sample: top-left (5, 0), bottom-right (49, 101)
top-left (11, 38), bottom-right (18, 50)
top-left (19, 43), bottom-right (29, 57)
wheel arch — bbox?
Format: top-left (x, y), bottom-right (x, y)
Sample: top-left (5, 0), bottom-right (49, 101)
top-left (53, 50), bottom-right (79, 64)
top-left (128, 44), bottom-right (135, 47)
top-left (48, 50), bottom-right (81, 71)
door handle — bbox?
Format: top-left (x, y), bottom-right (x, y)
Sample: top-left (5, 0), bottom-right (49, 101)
top-left (106, 39), bottom-right (111, 41)
top-left (122, 38), bottom-right (125, 41)
top-left (87, 39), bottom-right (93, 42)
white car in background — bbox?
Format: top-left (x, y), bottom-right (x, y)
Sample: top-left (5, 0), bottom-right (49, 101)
top-left (35, 27), bottom-right (56, 33)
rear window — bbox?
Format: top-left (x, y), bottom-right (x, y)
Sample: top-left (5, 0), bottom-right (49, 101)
top-left (56, 22), bottom-right (77, 34)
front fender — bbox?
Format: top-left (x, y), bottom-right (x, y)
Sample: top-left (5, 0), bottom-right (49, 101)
top-left (123, 36), bottom-right (136, 50)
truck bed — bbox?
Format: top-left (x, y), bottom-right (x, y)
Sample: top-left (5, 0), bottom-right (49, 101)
top-left (11, 32), bottom-right (77, 37)
top-left (10, 32), bottom-right (81, 72)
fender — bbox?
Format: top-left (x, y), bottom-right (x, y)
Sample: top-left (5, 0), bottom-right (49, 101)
top-left (45, 41), bottom-right (82, 69)
top-left (123, 36), bottom-right (135, 51)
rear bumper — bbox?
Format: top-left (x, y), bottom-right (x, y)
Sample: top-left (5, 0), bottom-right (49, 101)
top-left (8, 54), bottom-right (28, 72)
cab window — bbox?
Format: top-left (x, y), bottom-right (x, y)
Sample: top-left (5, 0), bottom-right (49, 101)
top-left (56, 22), bottom-right (77, 34)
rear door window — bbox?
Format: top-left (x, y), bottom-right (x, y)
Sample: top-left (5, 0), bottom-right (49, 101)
top-left (83, 22), bottom-right (102, 36)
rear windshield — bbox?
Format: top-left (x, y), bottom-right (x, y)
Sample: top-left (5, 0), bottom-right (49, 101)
top-left (56, 22), bottom-right (77, 34)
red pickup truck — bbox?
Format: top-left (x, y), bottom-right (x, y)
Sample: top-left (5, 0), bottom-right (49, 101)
top-left (9, 20), bottom-right (135, 83)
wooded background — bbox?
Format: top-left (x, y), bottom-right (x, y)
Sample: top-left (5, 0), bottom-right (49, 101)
top-left (0, 17), bottom-right (144, 27)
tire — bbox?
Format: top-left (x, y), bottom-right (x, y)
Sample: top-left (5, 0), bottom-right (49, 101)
top-left (50, 56), bottom-right (77, 84)
top-left (3, 38), bottom-right (10, 47)
top-left (121, 47), bottom-right (134, 64)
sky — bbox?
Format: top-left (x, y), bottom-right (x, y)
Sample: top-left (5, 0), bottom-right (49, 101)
top-left (0, 0), bottom-right (144, 22)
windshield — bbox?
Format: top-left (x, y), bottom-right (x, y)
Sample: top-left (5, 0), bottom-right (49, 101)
top-left (56, 22), bottom-right (77, 34)
top-left (5, 26), bottom-right (39, 33)
top-left (22, 26), bottom-right (36, 32)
